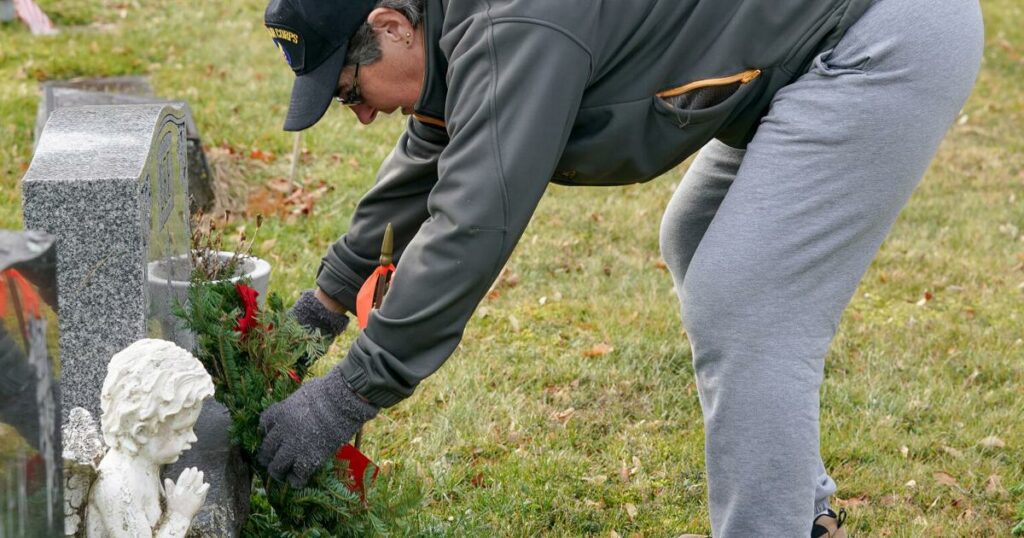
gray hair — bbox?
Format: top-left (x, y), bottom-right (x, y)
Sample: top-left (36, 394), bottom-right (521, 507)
top-left (346, 0), bottom-right (425, 66)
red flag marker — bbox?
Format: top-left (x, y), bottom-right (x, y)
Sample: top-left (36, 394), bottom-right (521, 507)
top-left (335, 443), bottom-right (378, 500)
top-left (337, 223), bottom-right (394, 498)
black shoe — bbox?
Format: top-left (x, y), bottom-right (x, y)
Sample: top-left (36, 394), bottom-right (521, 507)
top-left (811, 508), bottom-right (847, 537)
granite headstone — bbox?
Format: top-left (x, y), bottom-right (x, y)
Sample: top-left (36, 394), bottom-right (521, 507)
top-left (23, 104), bottom-right (193, 419)
top-left (22, 105), bottom-right (247, 536)
top-left (0, 230), bottom-right (62, 537)
top-left (36, 78), bottom-right (215, 214)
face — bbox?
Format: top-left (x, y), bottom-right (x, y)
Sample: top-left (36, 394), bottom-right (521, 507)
top-left (336, 8), bottom-right (426, 125)
top-left (141, 403), bottom-right (202, 465)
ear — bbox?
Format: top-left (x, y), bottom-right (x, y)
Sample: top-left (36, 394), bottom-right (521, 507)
top-left (367, 8), bottom-right (413, 45)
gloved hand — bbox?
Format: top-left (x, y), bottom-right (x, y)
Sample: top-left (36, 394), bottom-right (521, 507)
top-left (258, 366), bottom-right (379, 488)
top-left (289, 289), bottom-right (350, 343)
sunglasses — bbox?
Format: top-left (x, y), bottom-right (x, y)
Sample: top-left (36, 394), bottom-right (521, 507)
top-left (334, 63), bottom-right (363, 106)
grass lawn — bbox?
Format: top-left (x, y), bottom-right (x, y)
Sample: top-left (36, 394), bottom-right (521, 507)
top-left (2, 0), bottom-right (1022, 535)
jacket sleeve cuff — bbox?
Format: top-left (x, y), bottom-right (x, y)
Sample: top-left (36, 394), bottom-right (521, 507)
top-left (339, 359), bottom-right (407, 409)
top-left (315, 237), bottom-right (379, 313)
top-left (338, 332), bottom-right (419, 408)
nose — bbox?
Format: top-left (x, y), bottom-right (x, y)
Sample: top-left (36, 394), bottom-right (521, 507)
top-left (187, 430), bottom-right (198, 443)
top-left (349, 104), bottom-right (378, 125)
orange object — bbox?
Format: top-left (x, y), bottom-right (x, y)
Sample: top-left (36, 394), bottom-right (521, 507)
top-left (355, 264), bottom-right (395, 329)
top-left (0, 269), bottom-right (42, 320)
top-left (354, 223), bottom-right (396, 330)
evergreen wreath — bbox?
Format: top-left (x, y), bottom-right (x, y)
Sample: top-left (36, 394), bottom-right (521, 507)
top-left (176, 279), bottom-right (425, 537)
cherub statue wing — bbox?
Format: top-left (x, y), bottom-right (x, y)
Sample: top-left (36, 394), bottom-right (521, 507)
top-left (61, 407), bottom-right (105, 538)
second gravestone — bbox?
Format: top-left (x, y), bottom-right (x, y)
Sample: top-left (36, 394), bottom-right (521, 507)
top-left (22, 104), bottom-right (248, 537)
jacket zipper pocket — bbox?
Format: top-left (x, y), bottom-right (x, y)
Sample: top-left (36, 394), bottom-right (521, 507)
top-left (657, 69), bottom-right (762, 99)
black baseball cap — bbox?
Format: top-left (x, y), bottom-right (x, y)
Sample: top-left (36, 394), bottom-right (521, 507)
top-left (264, 0), bottom-right (378, 131)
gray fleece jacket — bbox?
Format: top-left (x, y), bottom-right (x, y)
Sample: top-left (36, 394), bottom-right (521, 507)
top-left (317, 0), bottom-right (874, 407)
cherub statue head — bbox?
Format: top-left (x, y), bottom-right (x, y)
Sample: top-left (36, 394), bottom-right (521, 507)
top-left (82, 339), bottom-right (214, 537)
top-left (100, 339), bottom-right (214, 464)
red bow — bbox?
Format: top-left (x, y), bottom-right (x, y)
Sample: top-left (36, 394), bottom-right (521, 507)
top-left (234, 283), bottom-right (260, 335)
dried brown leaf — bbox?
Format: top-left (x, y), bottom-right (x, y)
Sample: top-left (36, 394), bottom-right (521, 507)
top-left (941, 446), bottom-right (964, 459)
top-left (250, 148), bottom-right (276, 163)
top-left (979, 436), bottom-right (1006, 449)
top-left (583, 343), bottom-right (614, 358)
top-left (550, 407), bottom-right (576, 424)
top-left (933, 471), bottom-right (959, 488)
top-left (985, 475), bottom-right (1007, 497)
top-left (834, 495), bottom-right (870, 508)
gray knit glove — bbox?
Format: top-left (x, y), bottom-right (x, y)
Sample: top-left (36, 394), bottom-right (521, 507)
top-left (289, 289), bottom-right (350, 343)
top-left (258, 367), bottom-right (379, 488)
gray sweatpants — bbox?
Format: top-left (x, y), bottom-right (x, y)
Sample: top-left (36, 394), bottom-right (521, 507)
top-left (658, 0), bottom-right (984, 535)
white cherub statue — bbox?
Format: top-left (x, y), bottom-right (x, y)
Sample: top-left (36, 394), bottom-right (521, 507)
top-left (64, 338), bottom-right (215, 538)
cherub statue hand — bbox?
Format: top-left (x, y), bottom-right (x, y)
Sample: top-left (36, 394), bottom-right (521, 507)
top-left (163, 467), bottom-right (209, 521)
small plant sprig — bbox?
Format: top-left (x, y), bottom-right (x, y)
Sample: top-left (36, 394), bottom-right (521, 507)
top-left (190, 210), bottom-right (264, 282)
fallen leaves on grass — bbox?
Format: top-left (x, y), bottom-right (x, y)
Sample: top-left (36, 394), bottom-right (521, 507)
top-left (942, 445), bottom-right (965, 459)
top-left (978, 435), bottom-right (1006, 449)
top-left (934, 471), bottom-right (960, 488)
top-left (249, 148), bottom-right (276, 163)
top-left (619, 457), bottom-right (642, 482)
top-left (624, 503), bottom-right (638, 521)
top-left (583, 343), bottom-right (614, 358)
top-left (984, 475), bottom-right (1007, 497)
top-left (247, 178), bottom-right (333, 223)
top-left (550, 407), bottom-right (576, 425)
top-left (834, 495), bottom-right (870, 508)
top-left (496, 269), bottom-right (520, 289)
top-left (881, 494), bottom-right (912, 506)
